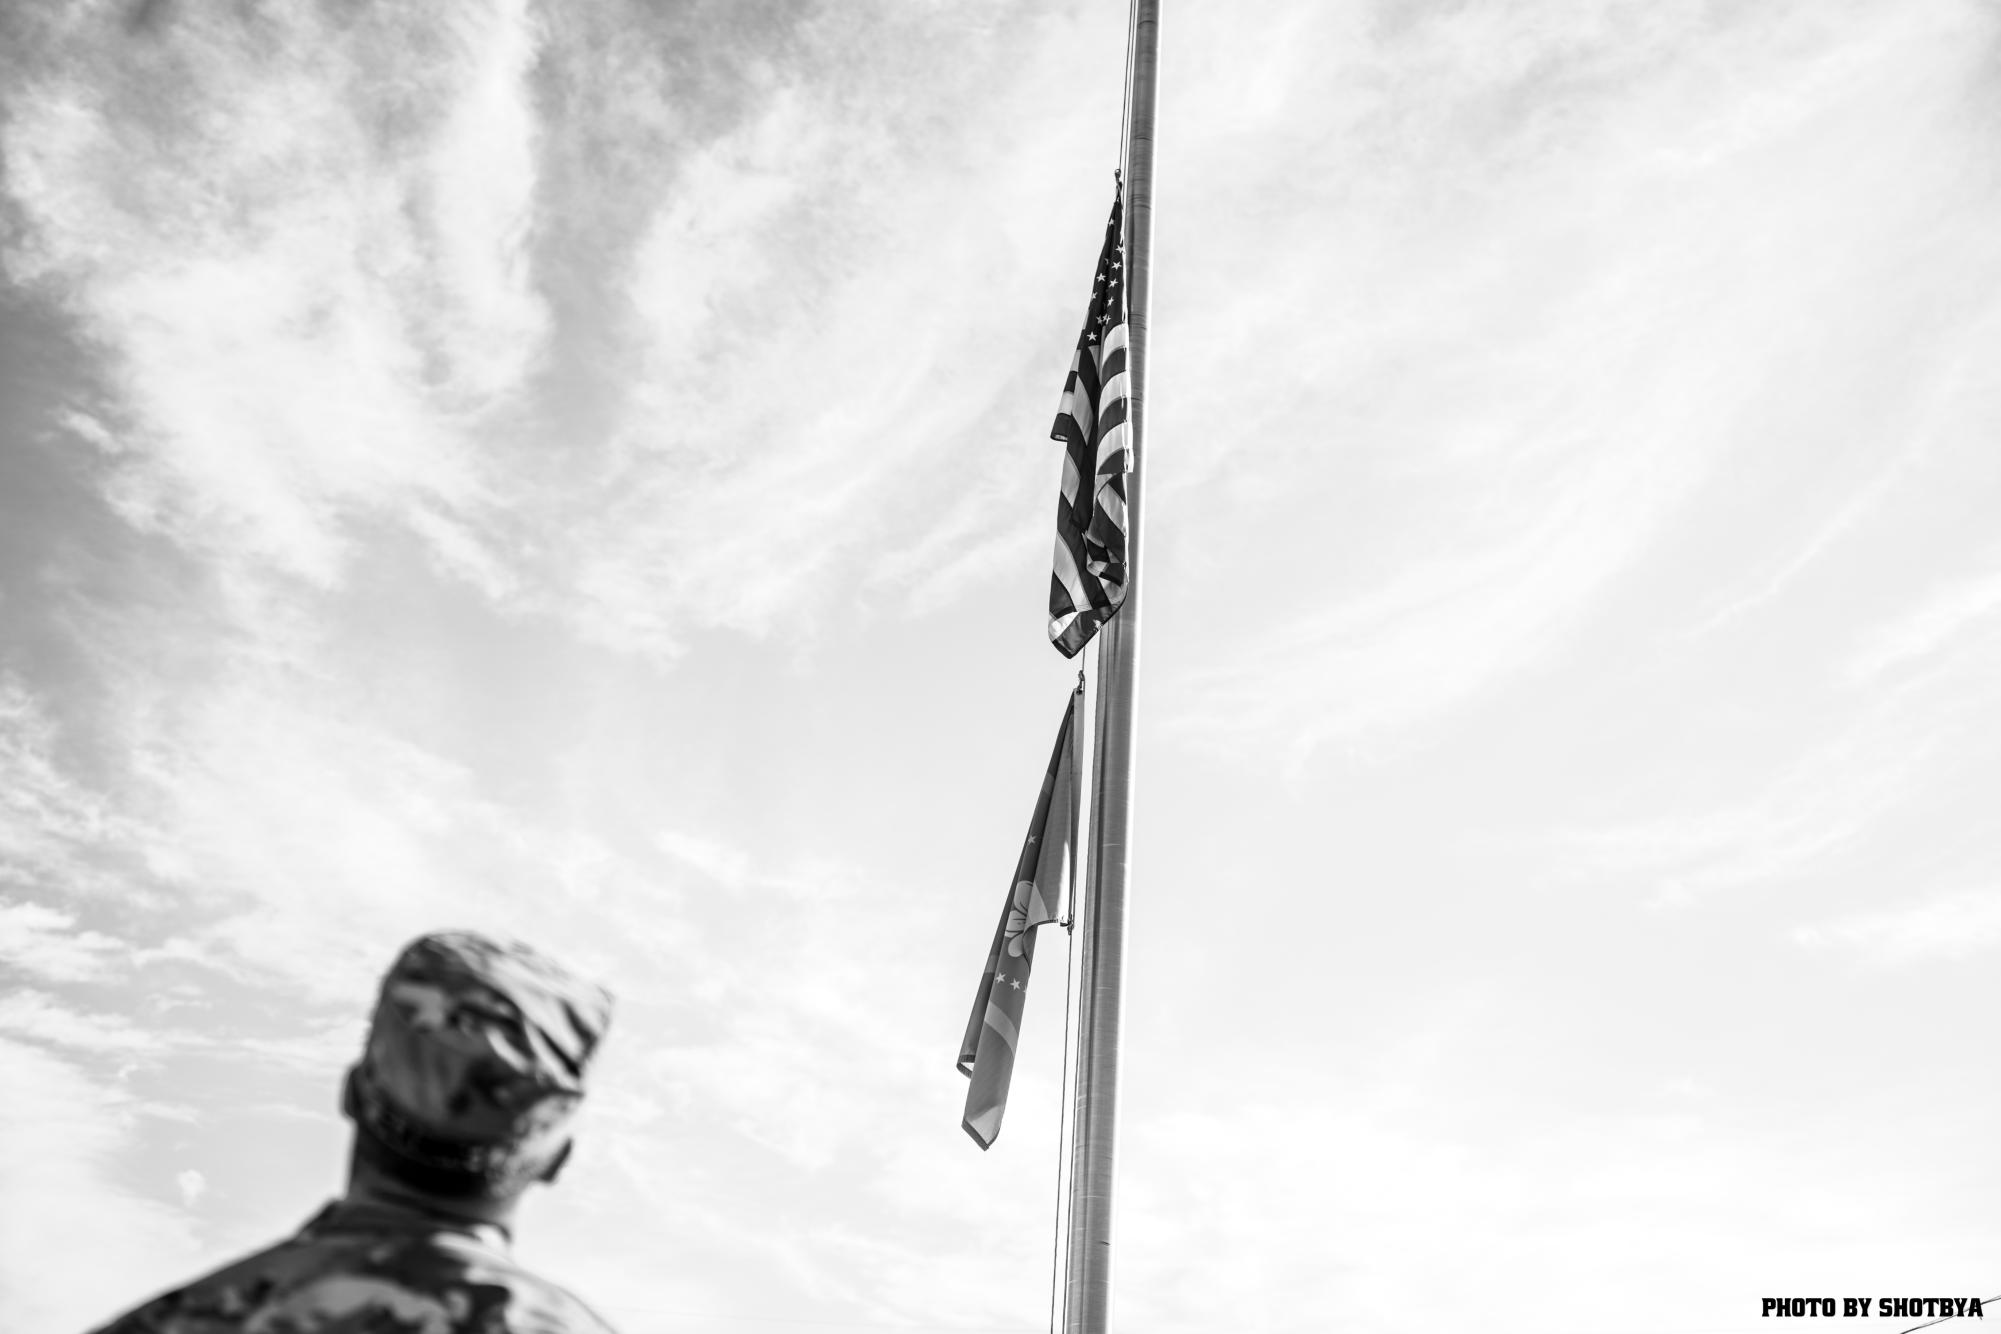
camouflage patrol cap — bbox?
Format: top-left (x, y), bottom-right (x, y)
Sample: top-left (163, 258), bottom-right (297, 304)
top-left (345, 931), bottom-right (614, 1193)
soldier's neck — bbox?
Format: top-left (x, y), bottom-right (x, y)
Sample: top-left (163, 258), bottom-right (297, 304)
top-left (345, 1155), bottom-right (525, 1236)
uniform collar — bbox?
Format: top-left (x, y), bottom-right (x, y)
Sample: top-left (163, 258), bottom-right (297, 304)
top-left (307, 1193), bottom-right (515, 1253)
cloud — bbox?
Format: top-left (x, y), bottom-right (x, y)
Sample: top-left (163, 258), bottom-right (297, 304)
top-left (0, 898), bottom-right (126, 982)
top-left (655, 828), bottom-right (755, 890)
top-left (1110, 1061), bottom-right (1996, 1334)
top-left (1842, 558), bottom-right (2001, 688)
top-left (551, 3), bottom-right (1128, 655)
top-left (0, 1039), bottom-right (202, 1333)
top-left (528, 823), bottom-right (1080, 1329)
top-left (230, 1020), bottom-right (370, 1077)
top-left (1, 0), bottom-right (548, 589)
top-left (1553, 713), bottom-right (1927, 907)
top-left (0, 674), bottom-right (146, 900)
top-left (1158, 0), bottom-right (2001, 762)
top-left (7, 0), bottom-right (1997, 684)
top-left (175, 1167), bottom-right (206, 1208)
top-left (129, 674), bottom-right (666, 1003)
top-left (0, 989), bottom-right (185, 1056)
top-left (1794, 889), bottom-right (2001, 964)
top-left (621, 851), bottom-right (938, 1171)
top-left (1554, 552), bottom-right (2001, 910)
top-left (9, 593), bottom-right (685, 1013)
top-left (1171, 431), bottom-right (1702, 764)
top-left (2, 0), bottom-right (1133, 661)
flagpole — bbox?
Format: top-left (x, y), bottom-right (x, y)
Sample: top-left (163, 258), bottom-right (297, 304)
top-left (1063, 1), bottom-right (1159, 1330)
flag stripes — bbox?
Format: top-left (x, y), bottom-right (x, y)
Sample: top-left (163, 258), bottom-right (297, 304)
top-left (1049, 189), bottom-right (1131, 659)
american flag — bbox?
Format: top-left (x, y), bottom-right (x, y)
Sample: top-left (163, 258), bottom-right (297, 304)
top-left (1048, 189), bottom-right (1131, 659)
top-left (958, 687), bottom-right (1080, 1149)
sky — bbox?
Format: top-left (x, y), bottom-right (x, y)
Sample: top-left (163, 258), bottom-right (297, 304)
top-left (1, 1), bottom-right (1998, 1331)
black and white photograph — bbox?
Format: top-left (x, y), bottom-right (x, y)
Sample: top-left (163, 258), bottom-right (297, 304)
top-left (1, 2), bottom-right (1996, 1331)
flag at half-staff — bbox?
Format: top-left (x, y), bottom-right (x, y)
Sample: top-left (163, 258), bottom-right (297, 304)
top-left (1048, 188), bottom-right (1131, 659)
top-left (958, 686), bottom-right (1083, 1149)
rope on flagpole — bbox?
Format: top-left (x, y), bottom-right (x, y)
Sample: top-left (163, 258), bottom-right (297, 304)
top-left (1046, 882), bottom-right (1078, 1334)
top-left (1048, 668), bottom-right (1088, 1334)
top-left (1116, 0), bottom-right (1138, 176)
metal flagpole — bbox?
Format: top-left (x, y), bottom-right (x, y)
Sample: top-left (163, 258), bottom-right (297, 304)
top-left (1063, 1), bottom-right (1159, 1330)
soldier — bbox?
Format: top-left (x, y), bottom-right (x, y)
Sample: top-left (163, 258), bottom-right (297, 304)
top-left (88, 930), bottom-right (620, 1334)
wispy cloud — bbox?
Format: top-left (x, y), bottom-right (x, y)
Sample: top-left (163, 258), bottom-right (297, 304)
top-left (554, 4), bottom-right (1128, 654)
top-left (1553, 710), bottom-right (1928, 907)
top-left (1161, 0), bottom-right (2001, 762)
top-left (655, 828), bottom-right (755, 889)
top-left (1555, 558), bottom-right (2001, 909)
top-left (0, 989), bottom-right (180, 1056)
top-left (0, 673), bottom-right (165, 906)
top-left (1794, 888), bottom-right (2001, 964)
top-left (1690, 293), bottom-right (2001, 637)
top-left (0, 899), bottom-right (126, 982)
top-left (1114, 1085), bottom-right (1987, 1334)
top-left (1841, 556), bottom-right (2001, 689)
top-left (0, 1039), bottom-right (202, 1332)
top-left (2, 1), bottom-right (547, 588)
top-left (2, 0), bottom-right (1133, 659)
top-left (122, 664), bottom-right (681, 1002)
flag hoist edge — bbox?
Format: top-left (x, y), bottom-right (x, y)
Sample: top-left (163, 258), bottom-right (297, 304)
top-left (1048, 188), bottom-right (1131, 659)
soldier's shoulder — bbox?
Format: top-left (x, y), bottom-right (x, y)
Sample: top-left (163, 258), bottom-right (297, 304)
top-left (84, 1230), bottom-right (324, 1333)
top-left (489, 1270), bottom-right (622, 1334)
top-left (86, 1223), bottom-right (619, 1334)
top-left (425, 1233), bottom-right (622, 1334)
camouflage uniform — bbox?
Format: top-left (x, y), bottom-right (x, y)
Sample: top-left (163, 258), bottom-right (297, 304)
top-left (83, 1197), bottom-right (616, 1334)
top-left (88, 932), bottom-right (619, 1334)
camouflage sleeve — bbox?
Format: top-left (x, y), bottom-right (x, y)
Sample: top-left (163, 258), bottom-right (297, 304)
top-left (85, 1301), bottom-right (160, 1334)
top-left (80, 1240), bottom-right (293, 1334)
top-left (85, 1281), bottom-right (260, 1334)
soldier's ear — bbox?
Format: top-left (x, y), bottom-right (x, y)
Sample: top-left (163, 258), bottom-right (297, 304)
top-left (538, 1139), bottom-right (575, 1185)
